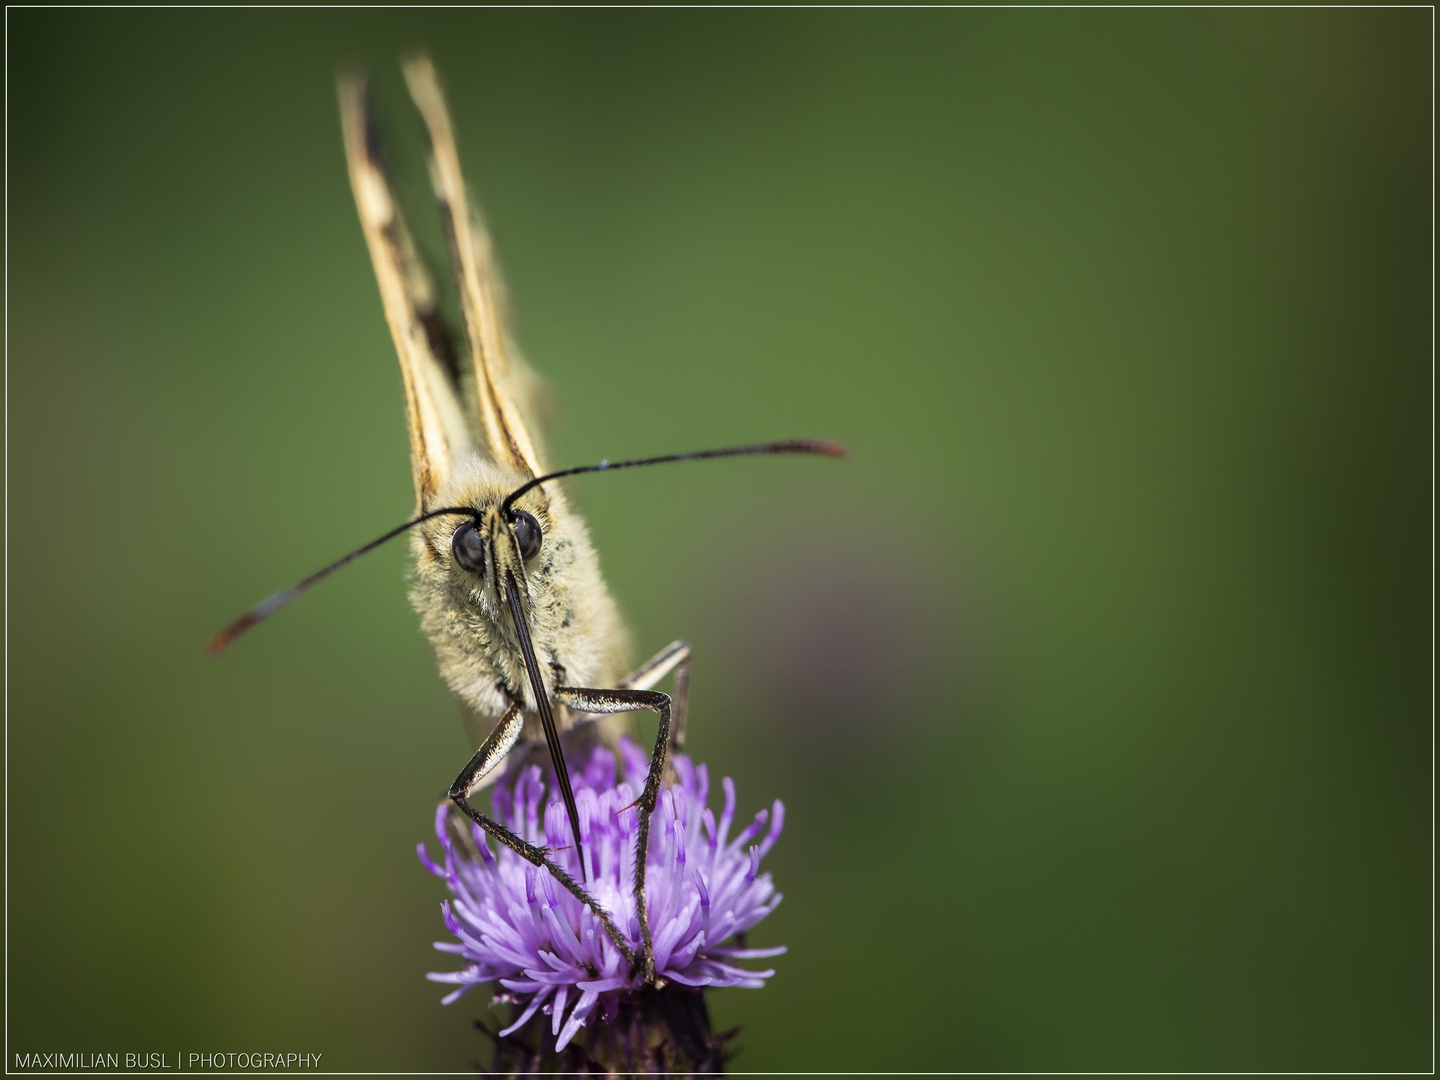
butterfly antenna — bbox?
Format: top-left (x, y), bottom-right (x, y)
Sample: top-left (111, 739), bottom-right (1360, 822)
top-left (206, 504), bottom-right (478, 655)
top-left (211, 438), bottom-right (845, 655)
top-left (500, 438), bottom-right (846, 516)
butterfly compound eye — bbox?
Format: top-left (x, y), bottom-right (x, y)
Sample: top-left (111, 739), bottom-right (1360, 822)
top-left (451, 521), bottom-right (487, 575)
top-left (510, 510), bottom-right (543, 560)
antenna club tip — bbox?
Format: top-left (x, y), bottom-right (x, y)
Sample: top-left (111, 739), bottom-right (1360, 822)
top-left (794, 439), bottom-right (846, 458)
top-left (206, 613), bottom-right (258, 657)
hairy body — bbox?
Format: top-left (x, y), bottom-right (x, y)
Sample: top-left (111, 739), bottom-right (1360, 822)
top-left (410, 459), bottom-right (632, 755)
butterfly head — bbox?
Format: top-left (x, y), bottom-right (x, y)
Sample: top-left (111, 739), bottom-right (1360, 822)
top-left (407, 459), bottom-right (621, 716)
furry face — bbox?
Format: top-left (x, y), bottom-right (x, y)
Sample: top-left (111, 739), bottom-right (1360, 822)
top-left (410, 457), bottom-right (631, 750)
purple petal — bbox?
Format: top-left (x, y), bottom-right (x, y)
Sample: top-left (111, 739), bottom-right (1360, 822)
top-left (757, 800), bottom-right (785, 859)
top-left (417, 842), bottom-right (446, 878)
top-left (555, 989), bottom-right (599, 1051)
top-left (575, 975), bottom-right (631, 993)
top-left (717, 777), bottom-right (737, 848)
top-left (497, 986), bottom-right (551, 1038)
top-left (438, 979), bottom-right (480, 1005)
top-left (470, 823), bottom-right (497, 869)
top-left (550, 984), bottom-right (570, 1037)
top-left (709, 945), bottom-right (787, 959)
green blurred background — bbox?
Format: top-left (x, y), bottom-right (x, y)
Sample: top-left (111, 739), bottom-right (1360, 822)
top-left (7, 8), bottom-right (1430, 1072)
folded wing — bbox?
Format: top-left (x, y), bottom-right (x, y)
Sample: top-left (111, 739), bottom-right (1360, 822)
top-left (403, 54), bottom-right (545, 480)
top-left (337, 68), bottom-right (475, 512)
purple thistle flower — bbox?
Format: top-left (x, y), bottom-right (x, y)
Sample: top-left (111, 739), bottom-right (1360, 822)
top-left (418, 737), bottom-right (785, 1055)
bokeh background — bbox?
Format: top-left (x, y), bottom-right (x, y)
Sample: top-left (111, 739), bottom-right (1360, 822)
top-left (7, 8), bottom-right (1430, 1073)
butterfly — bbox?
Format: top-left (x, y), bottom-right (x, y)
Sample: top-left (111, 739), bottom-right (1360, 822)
top-left (210, 53), bottom-right (842, 985)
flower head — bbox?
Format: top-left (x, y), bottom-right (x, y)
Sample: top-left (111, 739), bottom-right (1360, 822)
top-left (419, 737), bottom-right (785, 1052)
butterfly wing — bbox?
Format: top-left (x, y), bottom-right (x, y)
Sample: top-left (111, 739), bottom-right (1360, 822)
top-left (337, 69), bottom-right (475, 513)
top-left (402, 54), bottom-right (546, 480)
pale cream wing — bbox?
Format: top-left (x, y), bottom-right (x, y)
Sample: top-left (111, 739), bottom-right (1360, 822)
top-left (337, 69), bottom-right (474, 512)
top-left (402, 53), bottom-right (545, 479)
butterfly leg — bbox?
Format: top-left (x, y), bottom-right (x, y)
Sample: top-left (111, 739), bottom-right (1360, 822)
top-left (560, 639), bottom-right (691, 750)
top-left (553, 684), bottom-right (674, 986)
top-left (617, 639), bottom-right (692, 750)
top-left (446, 701), bottom-right (640, 970)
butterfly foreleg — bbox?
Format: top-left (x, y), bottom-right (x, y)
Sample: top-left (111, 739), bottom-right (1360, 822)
top-left (561, 639), bottom-right (692, 750)
top-left (616, 639), bottom-right (692, 751)
top-left (553, 683), bottom-right (675, 986)
top-left (446, 701), bottom-right (640, 970)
